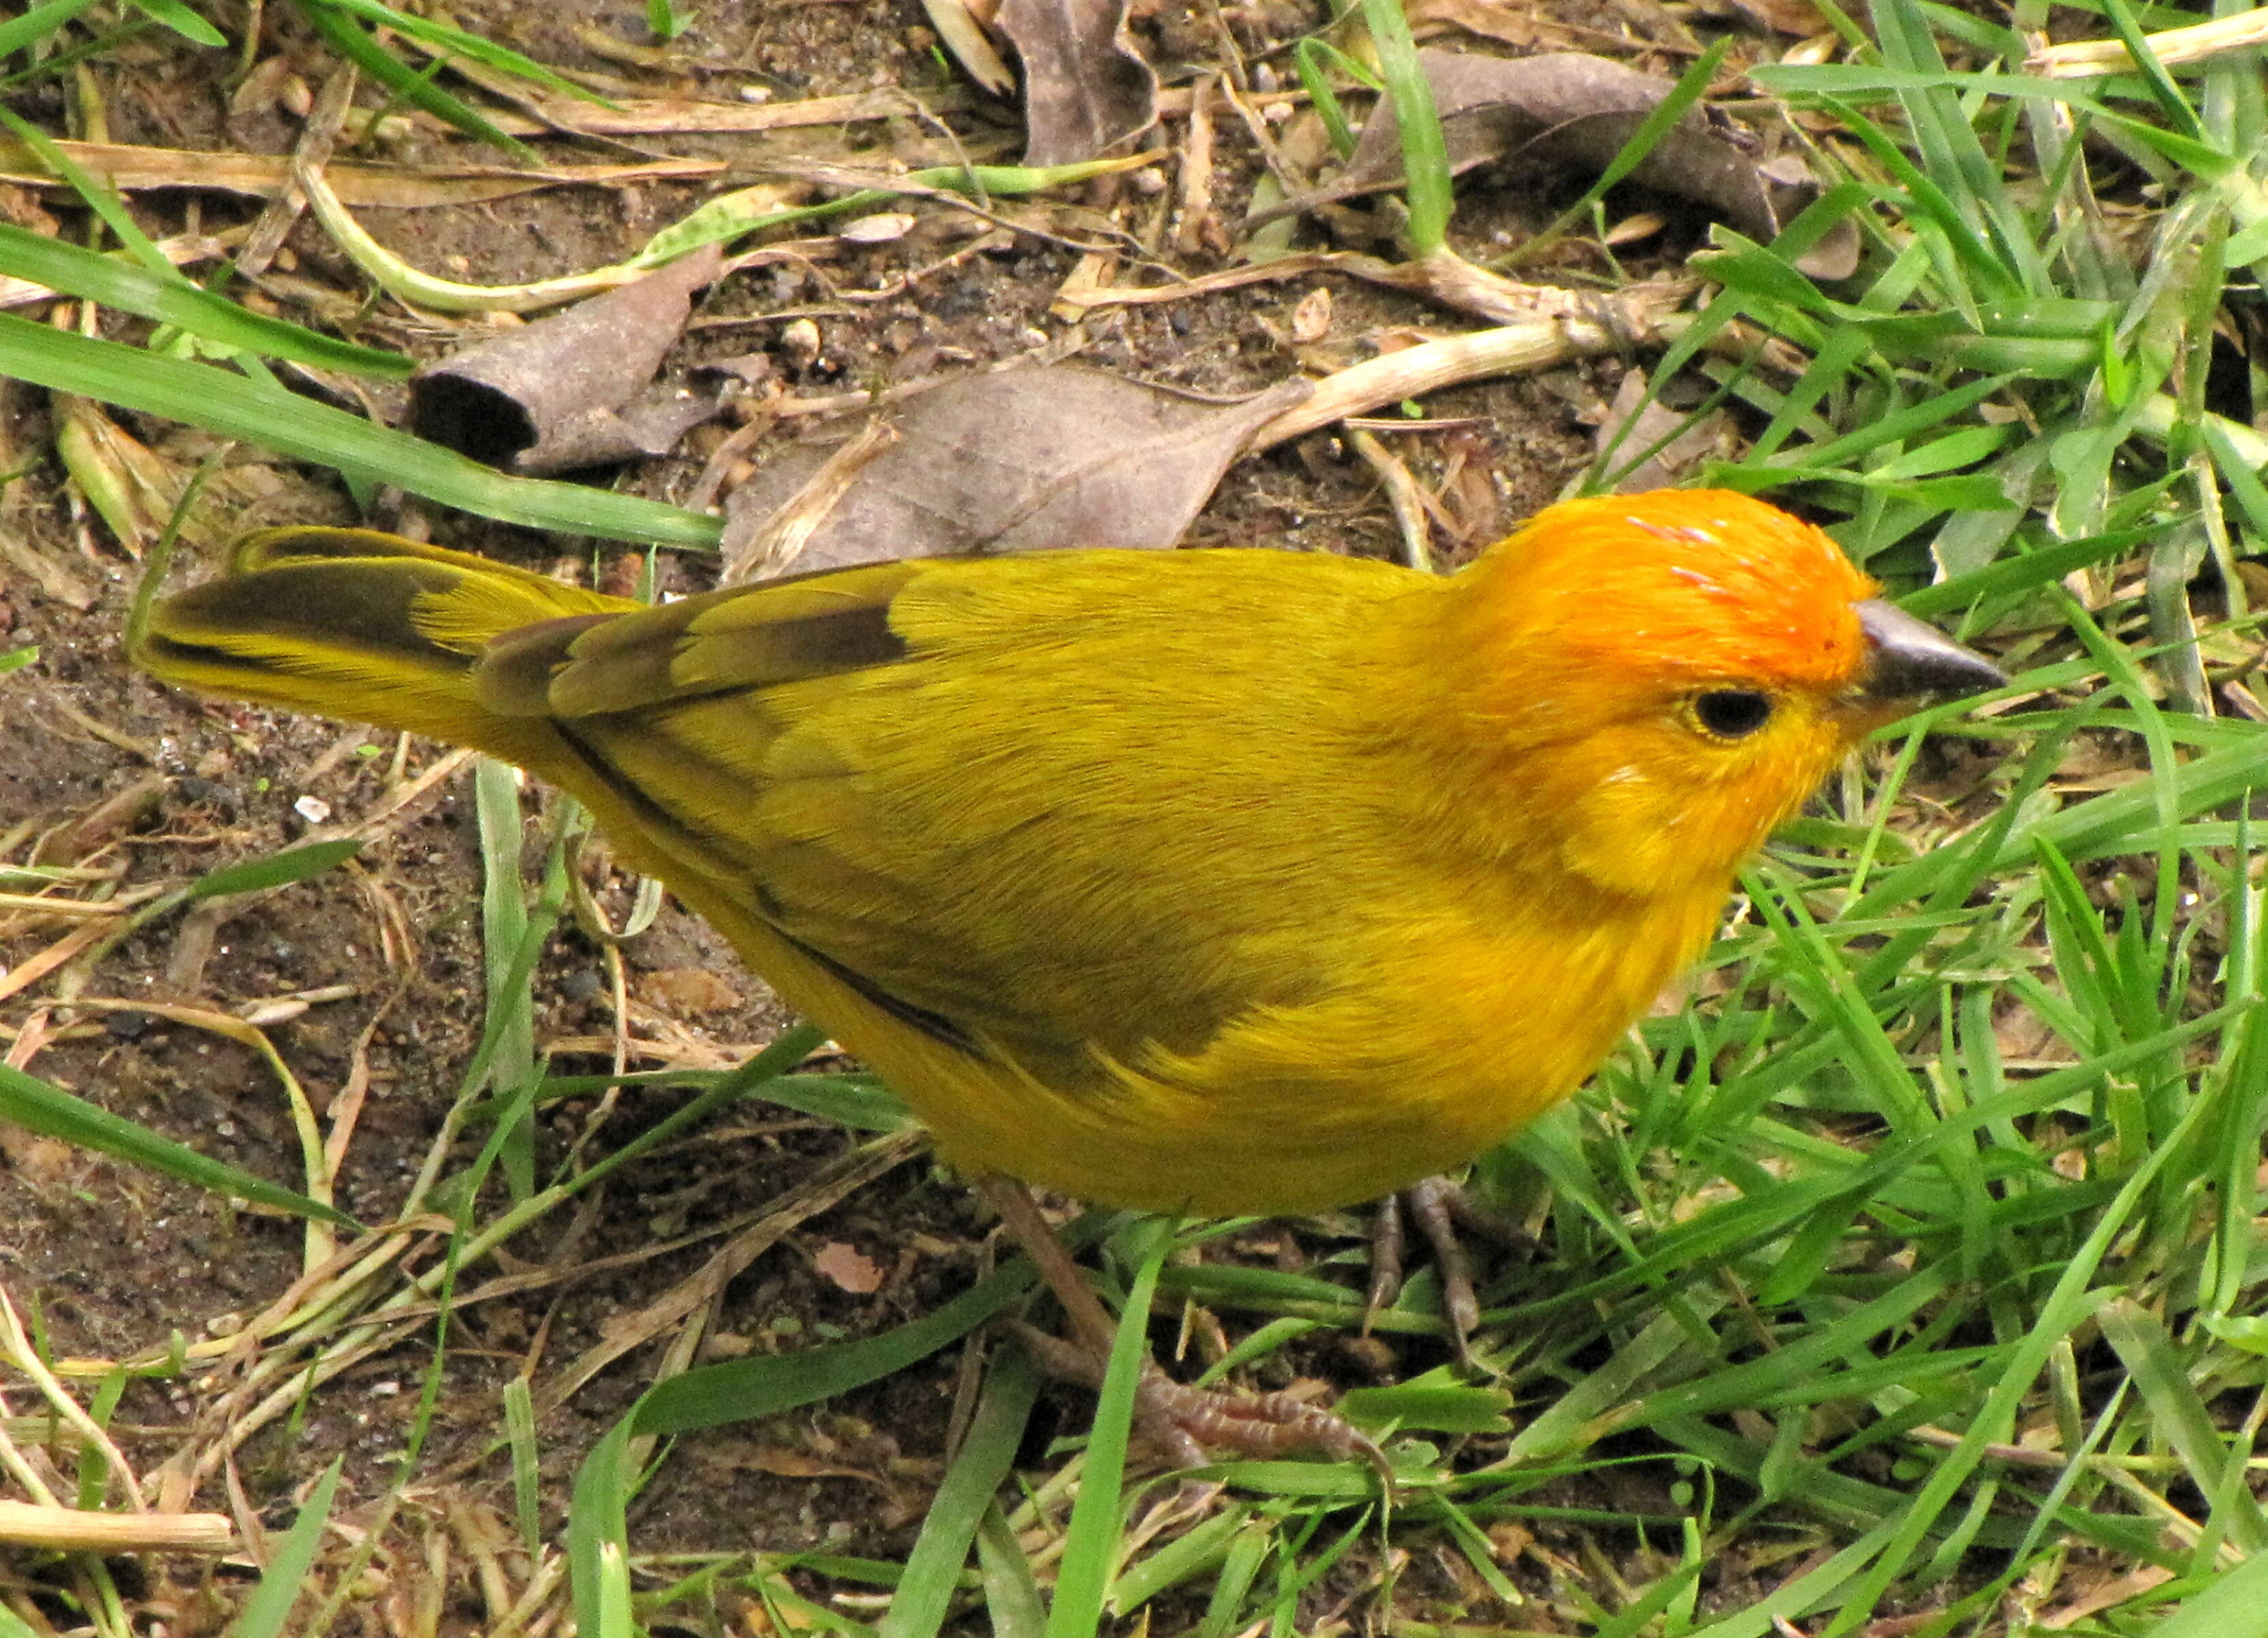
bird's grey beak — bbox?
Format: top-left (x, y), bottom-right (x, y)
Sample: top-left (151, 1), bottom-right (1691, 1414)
top-left (1856, 599), bottom-right (2005, 703)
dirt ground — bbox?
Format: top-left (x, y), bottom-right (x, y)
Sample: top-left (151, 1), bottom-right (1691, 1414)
top-left (0, 0), bottom-right (1773, 1630)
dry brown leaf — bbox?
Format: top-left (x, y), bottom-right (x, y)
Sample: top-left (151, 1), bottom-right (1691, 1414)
top-left (638, 967), bottom-right (744, 1015)
top-left (2036, 1565), bottom-right (2176, 1631)
top-left (997, 0), bottom-right (1158, 164)
top-left (728, 422), bottom-right (899, 581)
top-left (408, 245), bottom-right (723, 471)
top-left (1432, 426), bottom-right (1502, 546)
top-left (0, 529), bottom-right (92, 610)
top-left (1991, 999), bottom-right (2074, 1067)
top-left (1592, 370), bottom-right (1736, 491)
top-left (722, 1447), bottom-right (875, 1482)
top-left (515, 390), bottom-right (726, 475)
top-left (1321, 50), bottom-right (1857, 279)
top-left (720, 367), bottom-right (1311, 579)
top-left (813, 1242), bottom-right (886, 1295)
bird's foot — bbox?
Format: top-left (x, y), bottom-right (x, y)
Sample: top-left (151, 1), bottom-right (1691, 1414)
top-left (1004, 1319), bottom-right (1390, 1475)
top-left (1365, 1175), bottom-right (1532, 1363)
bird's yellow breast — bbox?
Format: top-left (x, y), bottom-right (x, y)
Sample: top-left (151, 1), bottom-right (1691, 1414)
top-left (640, 829), bottom-right (1727, 1216)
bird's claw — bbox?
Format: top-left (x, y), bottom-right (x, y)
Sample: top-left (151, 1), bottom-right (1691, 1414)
top-left (1364, 1175), bottom-right (1533, 1363)
top-left (1003, 1319), bottom-right (1391, 1479)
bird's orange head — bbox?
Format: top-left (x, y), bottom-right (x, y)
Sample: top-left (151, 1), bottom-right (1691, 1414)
top-left (1433, 489), bottom-right (2000, 899)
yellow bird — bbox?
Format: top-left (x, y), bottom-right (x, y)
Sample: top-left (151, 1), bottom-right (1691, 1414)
top-left (137, 490), bottom-right (2001, 1451)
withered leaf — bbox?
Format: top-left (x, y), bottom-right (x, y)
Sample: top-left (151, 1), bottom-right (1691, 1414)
top-left (513, 388), bottom-right (726, 478)
top-left (813, 1242), bottom-right (886, 1296)
top-left (409, 244), bottom-right (721, 470)
top-left (996, 0), bottom-right (1157, 165)
top-left (720, 366), bottom-right (1312, 581)
top-left (638, 966), bottom-right (743, 1015)
top-left (1592, 370), bottom-right (1734, 493)
top-left (1328, 50), bottom-right (1857, 280)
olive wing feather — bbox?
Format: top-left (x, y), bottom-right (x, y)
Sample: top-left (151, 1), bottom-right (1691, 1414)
top-left (483, 554), bottom-right (1393, 1086)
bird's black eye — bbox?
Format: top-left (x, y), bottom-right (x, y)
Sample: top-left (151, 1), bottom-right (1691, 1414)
top-left (1693, 689), bottom-right (1774, 739)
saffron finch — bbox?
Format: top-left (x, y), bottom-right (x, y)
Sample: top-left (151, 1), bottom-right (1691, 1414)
top-left (137, 489), bottom-right (2000, 1449)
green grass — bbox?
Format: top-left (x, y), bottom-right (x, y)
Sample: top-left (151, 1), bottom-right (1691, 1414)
top-left (5, 0), bottom-right (2268, 1630)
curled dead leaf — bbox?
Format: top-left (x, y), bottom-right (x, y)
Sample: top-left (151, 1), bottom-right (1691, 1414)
top-left (409, 245), bottom-right (723, 471)
top-left (1300, 50), bottom-right (1858, 280)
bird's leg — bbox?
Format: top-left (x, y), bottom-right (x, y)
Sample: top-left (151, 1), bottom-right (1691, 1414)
top-left (1365, 1191), bottom-right (1407, 1328)
top-left (1365, 1175), bottom-right (1532, 1363)
top-left (978, 1175), bottom-right (1389, 1475)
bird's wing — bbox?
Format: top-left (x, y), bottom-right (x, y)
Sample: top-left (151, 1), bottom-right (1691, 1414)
top-left (477, 553), bottom-right (1398, 1084)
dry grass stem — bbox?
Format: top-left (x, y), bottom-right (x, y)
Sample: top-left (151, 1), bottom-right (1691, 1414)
top-left (2027, 10), bottom-right (2268, 76)
top-left (0, 1501), bottom-right (232, 1555)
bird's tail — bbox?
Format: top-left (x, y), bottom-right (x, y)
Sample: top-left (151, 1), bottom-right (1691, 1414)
top-left (136, 528), bottom-right (633, 757)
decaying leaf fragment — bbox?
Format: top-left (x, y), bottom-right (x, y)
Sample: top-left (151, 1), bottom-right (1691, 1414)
top-left (720, 366), bottom-right (1311, 580)
top-left (1591, 369), bottom-right (1736, 493)
top-left (408, 245), bottom-right (723, 473)
top-left (996, 0), bottom-right (1158, 165)
top-left (1322, 50), bottom-right (1857, 279)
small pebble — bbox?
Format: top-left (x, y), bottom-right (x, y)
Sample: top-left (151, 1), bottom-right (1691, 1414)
top-left (780, 317), bottom-right (823, 368)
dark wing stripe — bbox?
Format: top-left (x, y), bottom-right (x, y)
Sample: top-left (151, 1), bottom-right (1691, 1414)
top-left (549, 717), bottom-right (744, 866)
top-left (154, 562), bottom-right (470, 662)
top-left (771, 927), bottom-right (986, 1056)
top-left (478, 615), bottom-right (620, 714)
top-left (683, 601), bottom-right (908, 687)
top-left (534, 597), bottom-right (912, 717)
